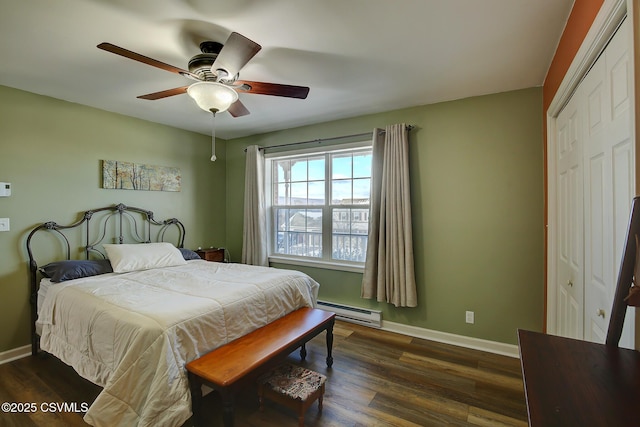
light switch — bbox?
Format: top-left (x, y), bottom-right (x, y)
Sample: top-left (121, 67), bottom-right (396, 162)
top-left (0, 183), bottom-right (10, 197)
top-left (0, 218), bottom-right (9, 232)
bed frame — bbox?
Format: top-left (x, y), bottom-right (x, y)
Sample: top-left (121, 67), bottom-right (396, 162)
top-left (26, 203), bottom-right (186, 356)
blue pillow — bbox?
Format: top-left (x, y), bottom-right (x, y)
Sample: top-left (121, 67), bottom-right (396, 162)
top-left (40, 259), bottom-right (113, 283)
top-left (179, 248), bottom-right (202, 260)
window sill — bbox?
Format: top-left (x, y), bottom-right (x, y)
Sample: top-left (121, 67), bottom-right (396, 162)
top-left (268, 255), bottom-right (364, 273)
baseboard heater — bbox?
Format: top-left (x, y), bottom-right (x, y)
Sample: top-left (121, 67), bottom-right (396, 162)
top-left (316, 300), bottom-right (382, 328)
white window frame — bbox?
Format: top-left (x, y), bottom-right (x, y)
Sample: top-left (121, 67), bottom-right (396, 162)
top-left (265, 141), bottom-right (372, 273)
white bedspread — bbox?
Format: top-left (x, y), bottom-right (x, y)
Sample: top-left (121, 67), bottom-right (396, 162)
top-left (36, 260), bottom-right (319, 427)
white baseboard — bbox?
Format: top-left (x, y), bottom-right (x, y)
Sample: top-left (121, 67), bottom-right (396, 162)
top-left (0, 345), bottom-right (31, 365)
top-left (381, 321), bottom-right (520, 358)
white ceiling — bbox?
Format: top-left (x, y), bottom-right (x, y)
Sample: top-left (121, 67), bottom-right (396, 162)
top-left (0, 0), bottom-right (574, 140)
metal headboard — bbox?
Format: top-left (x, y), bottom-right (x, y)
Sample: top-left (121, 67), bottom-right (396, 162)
top-left (26, 203), bottom-right (186, 355)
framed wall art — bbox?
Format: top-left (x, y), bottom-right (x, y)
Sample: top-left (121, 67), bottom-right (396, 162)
top-left (102, 160), bottom-right (181, 192)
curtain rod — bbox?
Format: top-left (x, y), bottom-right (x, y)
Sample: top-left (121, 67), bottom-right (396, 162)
top-left (244, 125), bottom-right (414, 152)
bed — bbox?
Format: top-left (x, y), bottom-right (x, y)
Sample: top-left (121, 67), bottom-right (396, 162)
top-left (26, 204), bottom-right (319, 427)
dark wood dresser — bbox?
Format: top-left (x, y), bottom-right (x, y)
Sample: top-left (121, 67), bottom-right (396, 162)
top-left (518, 329), bottom-right (640, 426)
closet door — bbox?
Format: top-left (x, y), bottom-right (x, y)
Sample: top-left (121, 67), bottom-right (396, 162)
top-left (582, 44), bottom-right (612, 343)
top-left (556, 93), bottom-right (584, 340)
top-left (554, 18), bottom-right (634, 346)
top-left (583, 19), bottom-right (634, 344)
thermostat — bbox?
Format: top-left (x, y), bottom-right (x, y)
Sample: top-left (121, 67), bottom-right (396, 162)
top-left (0, 182), bottom-right (10, 197)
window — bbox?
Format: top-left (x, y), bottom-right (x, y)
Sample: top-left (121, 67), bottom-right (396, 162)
top-left (266, 143), bottom-right (372, 269)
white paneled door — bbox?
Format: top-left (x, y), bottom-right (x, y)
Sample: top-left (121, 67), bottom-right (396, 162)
top-left (556, 92), bottom-right (584, 339)
top-left (554, 18), bottom-right (634, 346)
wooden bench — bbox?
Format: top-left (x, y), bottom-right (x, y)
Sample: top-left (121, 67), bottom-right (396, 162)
top-left (186, 307), bottom-right (335, 427)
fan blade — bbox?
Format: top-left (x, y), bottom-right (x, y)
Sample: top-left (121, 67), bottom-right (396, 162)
top-left (211, 32), bottom-right (261, 78)
top-left (137, 86), bottom-right (189, 100)
top-left (97, 43), bottom-right (200, 80)
top-left (236, 80), bottom-right (309, 99)
top-left (228, 99), bottom-right (250, 117)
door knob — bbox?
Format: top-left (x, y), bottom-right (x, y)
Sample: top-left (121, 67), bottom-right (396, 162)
top-left (596, 309), bottom-right (606, 318)
top-left (567, 280), bottom-right (573, 287)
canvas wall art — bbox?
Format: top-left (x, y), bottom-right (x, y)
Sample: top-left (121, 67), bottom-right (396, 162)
top-left (102, 160), bottom-right (181, 192)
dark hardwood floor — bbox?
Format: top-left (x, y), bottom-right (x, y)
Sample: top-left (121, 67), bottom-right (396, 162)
top-left (0, 321), bottom-right (527, 426)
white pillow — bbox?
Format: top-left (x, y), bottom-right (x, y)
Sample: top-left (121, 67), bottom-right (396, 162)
top-left (104, 242), bottom-right (187, 273)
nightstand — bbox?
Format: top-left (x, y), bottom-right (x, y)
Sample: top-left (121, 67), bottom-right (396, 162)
top-left (195, 248), bottom-right (225, 262)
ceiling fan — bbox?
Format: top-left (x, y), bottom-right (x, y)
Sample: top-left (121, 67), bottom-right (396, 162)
top-left (97, 32), bottom-right (310, 118)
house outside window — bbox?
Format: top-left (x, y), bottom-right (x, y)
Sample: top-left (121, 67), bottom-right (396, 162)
top-left (265, 142), bottom-right (372, 271)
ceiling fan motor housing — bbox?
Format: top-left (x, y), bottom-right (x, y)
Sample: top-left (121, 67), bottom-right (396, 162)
top-left (188, 41), bottom-right (225, 81)
top-left (188, 54), bottom-right (217, 80)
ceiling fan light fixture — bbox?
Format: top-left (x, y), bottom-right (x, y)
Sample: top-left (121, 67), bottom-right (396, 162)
top-left (187, 81), bottom-right (238, 113)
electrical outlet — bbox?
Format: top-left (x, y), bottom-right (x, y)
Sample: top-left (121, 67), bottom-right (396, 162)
top-left (465, 310), bottom-right (474, 324)
top-left (0, 218), bottom-right (9, 232)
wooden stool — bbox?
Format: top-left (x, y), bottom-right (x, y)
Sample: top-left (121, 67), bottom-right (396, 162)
top-left (258, 364), bottom-right (327, 426)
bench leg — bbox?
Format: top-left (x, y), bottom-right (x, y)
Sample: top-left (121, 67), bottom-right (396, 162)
top-left (325, 318), bottom-right (334, 368)
top-left (188, 373), bottom-right (203, 427)
top-left (258, 383), bottom-right (265, 412)
top-left (299, 343), bottom-right (307, 361)
top-left (220, 389), bottom-right (235, 427)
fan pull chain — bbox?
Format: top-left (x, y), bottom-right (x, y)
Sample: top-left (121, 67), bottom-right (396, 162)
top-left (210, 110), bottom-right (217, 162)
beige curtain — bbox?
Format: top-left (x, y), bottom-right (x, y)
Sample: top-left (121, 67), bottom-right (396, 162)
top-left (361, 124), bottom-right (417, 307)
top-left (241, 145), bottom-right (268, 266)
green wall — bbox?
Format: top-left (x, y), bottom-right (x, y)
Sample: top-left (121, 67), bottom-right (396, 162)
top-left (0, 85), bottom-right (226, 352)
top-left (225, 87), bottom-right (545, 345)
top-left (0, 85), bottom-right (544, 353)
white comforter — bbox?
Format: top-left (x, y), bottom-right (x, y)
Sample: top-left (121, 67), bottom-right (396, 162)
top-left (36, 260), bottom-right (319, 427)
